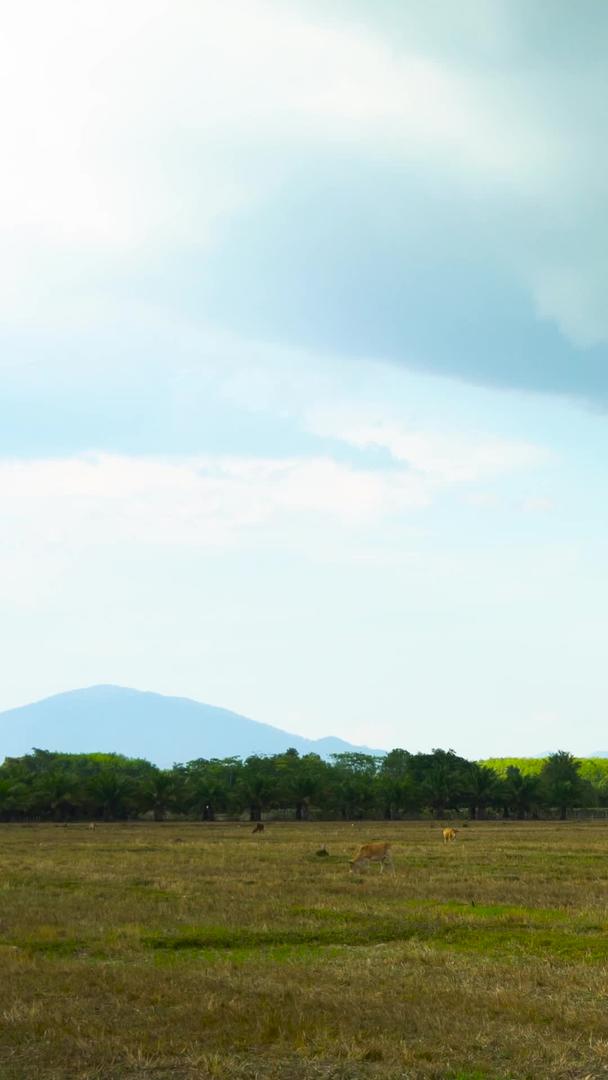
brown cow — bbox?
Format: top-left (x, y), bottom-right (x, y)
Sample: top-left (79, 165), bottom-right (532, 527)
top-left (252, 822), bottom-right (265, 834)
top-left (350, 841), bottom-right (394, 874)
top-left (442, 827), bottom-right (458, 844)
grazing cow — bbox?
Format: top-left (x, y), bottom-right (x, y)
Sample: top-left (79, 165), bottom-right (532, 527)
top-left (442, 827), bottom-right (458, 844)
top-left (350, 841), bottom-right (394, 874)
top-left (252, 822), bottom-right (265, 834)
top-left (88, 823), bottom-right (96, 831)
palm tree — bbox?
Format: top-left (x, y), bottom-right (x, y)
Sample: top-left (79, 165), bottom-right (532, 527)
top-left (32, 771), bottom-right (80, 821)
top-left (239, 756), bottom-right (281, 822)
top-left (504, 766), bottom-right (540, 820)
top-left (464, 764), bottom-right (500, 820)
top-left (87, 770), bottom-right (133, 820)
top-left (540, 751), bottom-right (582, 820)
top-left (138, 770), bottom-right (176, 821)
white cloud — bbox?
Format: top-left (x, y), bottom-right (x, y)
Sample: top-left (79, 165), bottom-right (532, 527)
top-left (0, 0), bottom-right (563, 323)
top-left (0, 424), bottom-right (545, 604)
top-left (307, 407), bottom-right (547, 482)
top-left (0, 452), bottom-right (430, 553)
top-left (519, 496), bottom-right (554, 514)
top-left (0, 0), bottom-right (603, 366)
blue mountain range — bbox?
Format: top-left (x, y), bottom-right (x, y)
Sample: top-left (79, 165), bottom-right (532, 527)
top-left (0, 685), bottom-right (385, 767)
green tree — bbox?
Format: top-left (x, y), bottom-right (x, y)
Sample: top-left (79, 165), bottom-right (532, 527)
top-left (409, 750), bottom-right (469, 818)
top-left (330, 753), bottom-right (380, 819)
top-left (540, 751), bottom-right (583, 820)
top-left (463, 763), bottom-right (500, 820)
top-left (87, 769), bottom-right (134, 820)
top-left (378, 749), bottom-right (416, 819)
top-left (503, 765), bottom-right (541, 819)
top-left (31, 770), bottom-right (80, 821)
top-left (181, 757), bottom-right (243, 819)
top-left (137, 768), bottom-right (177, 821)
top-left (239, 756), bottom-right (281, 821)
top-left (275, 750), bottom-right (330, 820)
top-left (0, 777), bottom-right (32, 821)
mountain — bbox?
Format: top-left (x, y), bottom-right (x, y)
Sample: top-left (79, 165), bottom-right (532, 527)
top-left (0, 685), bottom-right (385, 767)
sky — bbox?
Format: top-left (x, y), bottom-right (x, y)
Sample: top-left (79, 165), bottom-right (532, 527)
top-left (2, 0), bottom-right (608, 758)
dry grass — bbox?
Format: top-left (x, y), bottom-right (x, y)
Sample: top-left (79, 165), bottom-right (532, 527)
top-left (2, 820), bottom-right (608, 1078)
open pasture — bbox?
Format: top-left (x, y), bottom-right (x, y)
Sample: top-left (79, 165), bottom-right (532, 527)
top-left (2, 820), bottom-right (608, 1079)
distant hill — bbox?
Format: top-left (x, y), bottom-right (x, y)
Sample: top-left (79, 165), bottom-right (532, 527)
top-left (0, 685), bottom-right (385, 767)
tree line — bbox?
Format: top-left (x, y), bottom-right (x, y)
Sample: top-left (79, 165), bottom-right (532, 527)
top-left (0, 746), bottom-right (602, 823)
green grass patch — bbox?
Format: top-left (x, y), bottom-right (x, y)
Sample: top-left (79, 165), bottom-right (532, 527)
top-left (287, 905), bottom-right (363, 921)
top-left (10, 936), bottom-right (96, 957)
top-left (142, 902), bottom-right (608, 964)
top-left (143, 920), bottom-right (422, 951)
top-left (438, 924), bottom-right (608, 962)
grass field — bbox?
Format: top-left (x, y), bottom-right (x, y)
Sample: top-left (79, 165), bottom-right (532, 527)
top-left (2, 820), bottom-right (608, 1079)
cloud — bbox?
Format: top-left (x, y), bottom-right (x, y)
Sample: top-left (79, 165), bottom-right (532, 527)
top-left (519, 496), bottom-right (554, 514)
top-left (0, 415), bottom-right (546, 579)
top-left (0, 0), bottom-right (521, 272)
top-left (307, 407), bottom-right (547, 482)
top-left (1, 0), bottom-right (607, 403)
top-left (0, 453), bottom-right (430, 552)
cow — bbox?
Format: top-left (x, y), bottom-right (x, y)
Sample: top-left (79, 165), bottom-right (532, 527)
top-left (442, 827), bottom-right (458, 844)
top-left (350, 841), bottom-right (394, 874)
top-left (252, 822), bottom-right (265, 834)
top-left (88, 823), bottom-right (96, 831)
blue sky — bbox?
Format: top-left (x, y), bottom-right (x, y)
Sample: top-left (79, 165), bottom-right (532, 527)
top-left (2, 0), bottom-right (608, 756)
